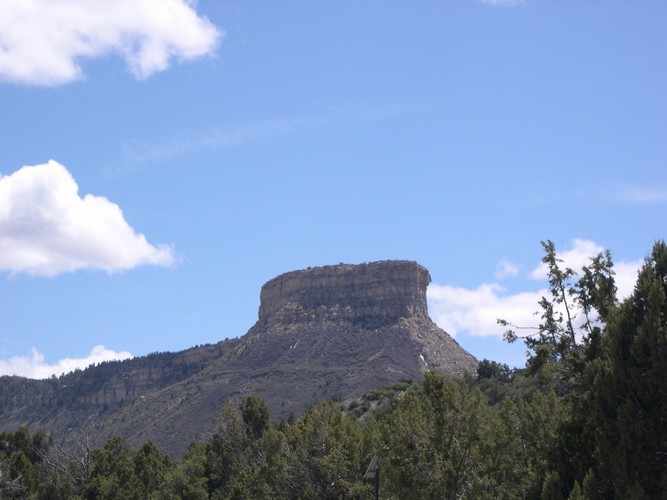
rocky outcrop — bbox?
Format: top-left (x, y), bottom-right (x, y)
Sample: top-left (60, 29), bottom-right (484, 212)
top-left (223, 260), bottom-right (477, 416)
top-left (259, 261), bottom-right (431, 327)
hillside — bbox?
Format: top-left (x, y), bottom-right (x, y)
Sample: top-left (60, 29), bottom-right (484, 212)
top-left (0, 260), bottom-right (476, 456)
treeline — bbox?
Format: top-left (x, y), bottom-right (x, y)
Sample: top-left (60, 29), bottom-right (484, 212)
top-left (0, 370), bottom-right (564, 499)
top-left (1, 240), bottom-right (666, 499)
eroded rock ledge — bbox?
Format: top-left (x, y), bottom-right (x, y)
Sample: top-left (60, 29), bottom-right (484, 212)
top-left (258, 260), bottom-right (431, 327)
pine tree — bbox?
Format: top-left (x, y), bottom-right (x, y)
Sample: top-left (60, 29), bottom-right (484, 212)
top-left (586, 241), bottom-right (667, 497)
top-left (500, 240), bottom-right (616, 387)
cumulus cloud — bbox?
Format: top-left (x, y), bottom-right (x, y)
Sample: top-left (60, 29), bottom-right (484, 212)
top-left (0, 0), bottom-right (222, 86)
top-left (0, 345), bottom-right (132, 379)
top-left (428, 283), bottom-right (542, 338)
top-left (428, 239), bottom-right (641, 338)
top-left (0, 160), bottom-right (175, 276)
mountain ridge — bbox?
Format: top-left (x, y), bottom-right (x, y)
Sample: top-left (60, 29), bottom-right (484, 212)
top-left (0, 260), bottom-right (477, 456)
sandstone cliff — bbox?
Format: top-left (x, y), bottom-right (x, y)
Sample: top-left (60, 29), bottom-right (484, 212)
top-left (247, 260), bottom-right (474, 379)
top-left (259, 260), bottom-right (431, 327)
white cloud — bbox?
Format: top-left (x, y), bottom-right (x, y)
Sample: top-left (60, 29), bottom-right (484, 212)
top-left (428, 239), bottom-right (642, 338)
top-left (614, 260), bottom-right (641, 300)
top-left (0, 0), bottom-right (222, 86)
top-left (428, 283), bottom-right (542, 338)
top-left (495, 258), bottom-right (519, 279)
top-left (0, 160), bottom-right (175, 276)
top-left (0, 345), bottom-right (132, 379)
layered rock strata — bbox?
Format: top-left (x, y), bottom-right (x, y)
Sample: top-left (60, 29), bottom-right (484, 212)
top-left (259, 260), bottom-right (431, 327)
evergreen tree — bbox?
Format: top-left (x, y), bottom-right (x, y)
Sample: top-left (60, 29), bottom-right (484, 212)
top-left (288, 400), bottom-right (371, 499)
top-left (83, 436), bottom-right (140, 499)
top-left (381, 372), bottom-right (504, 499)
top-left (133, 440), bottom-right (170, 498)
top-left (500, 240), bottom-right (616, 388)
top-left (585, 241), bottom-right (667, 497)
top-left (161, 443), bottom-right (208, 500)
top-left (241, 395), bottom-right (270, 441)
top-left (499, 240), bottom-right (619, 496)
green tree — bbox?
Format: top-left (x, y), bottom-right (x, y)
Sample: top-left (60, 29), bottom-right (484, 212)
top-left (225, 427), bottom-right (294, 500)
top-left (204, 400), bottom-right (249, 498)
top-left (508, 240), bottom-right (667, 497)
top-left (498, 388), bottom-right (566, 498)
top-left (133, 440), bottom-right (170, 498)
top-left (8, 451), bottom-right (36, 497)
top-left (585, 241), bottom-right (667, 497)
top-left (83, 436), bottom-right (139, 499)
top-left (0, 427), bottom-right (55, 499)
top-left (500, 240), bottom-right (616, 385)
top-left (498, 240), bottom-right (620, 496)
top-left (241, 395), bottom-right (270, 441)
top-left (477, 359), bottom-right (513, 383)
top-left (381, 371), bottom-right (508, 499)
top-left (288, 400), bottom-right (371, 499)
top-left (161, 443), bottom-right (208, 500)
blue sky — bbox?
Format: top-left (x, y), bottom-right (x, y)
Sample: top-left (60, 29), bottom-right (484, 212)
top-left (1, 0), bottom-right (665, 377)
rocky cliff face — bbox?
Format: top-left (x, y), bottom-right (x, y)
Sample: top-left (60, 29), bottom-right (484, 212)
top-left (259, 261), bottom-right (431, 327)
top-left (222, 260), bottom-right (477, 418)
top-left (0, 260), bottom-right (477, 457)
